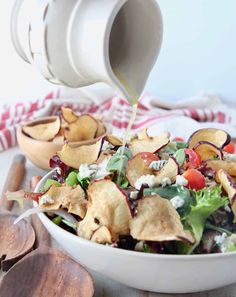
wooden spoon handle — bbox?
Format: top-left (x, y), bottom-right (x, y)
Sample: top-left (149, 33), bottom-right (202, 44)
top-left (30, 176), bottom-right (51, 249)
top-left (0, 154), bottom-right (26, 211)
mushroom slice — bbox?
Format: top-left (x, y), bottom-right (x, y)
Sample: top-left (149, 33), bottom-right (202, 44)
top-left (206, 160), bottom-right (236, 177)
top-left (193, 141), bottom-right (223, 161)
top-left (188, 128), bottom-right (231, 149)
top-left (78, 180), bottom-right (132, 242)
top-left (129, 133), bottom-right (169, 155)
top-left (216, 169), bottom-right (236, 220)
top-left (57, 139), bottom-right (102, 169)
top-left (39, 184), bottom-right (87, 218)
top-left (23, 117), bottom-right (60, 141)
top-left (130, 195), bottom-right (195, 244)
top-left (61, 107), bottom-right (78, 123)
top-left (64, 114), bottom-right (98, 142)
top-left (106, 135), bottom-right (123, 146)
top-left (91, 226), bottom-right (112, 244)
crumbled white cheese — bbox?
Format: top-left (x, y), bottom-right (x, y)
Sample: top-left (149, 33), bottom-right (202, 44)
top-left (135, 175), bottom-right (172, 190)
top-left (129, 191), bottom-right (139, 200)
top-left (214, 233), bottom-right (236, 253)
top-left (39, 194), bottom-right (54, 206)
top-left (135, 175), bottom-right (157, 190)
top-left (175, 175), bottom-right (188, 187)
top-left (224, 205), bottom-right (232, 213)
top-left (160, 177), bottom-right (171, 187)
top-left (102, 141), bottom-right (114, 151)
top-left (79, 163), bottom-right (97, 179)
top-left (95, 157), bottom-right (111, 179)
top-left (134, 241), bottom-right (144, 252)
top-left (149, 160), bottom-right (167, 170)
top-left (170, 195), bottom-right (185, 209)
top-left (224, 152), bottom-right (236, 162)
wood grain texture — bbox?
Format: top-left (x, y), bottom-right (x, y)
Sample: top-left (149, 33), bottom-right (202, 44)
top-left (0, 154), bottom-right (26, 211)
top-left (0, 214), bottom-right (35, 272)
top-left (0, 249), bottom-right (94, 297)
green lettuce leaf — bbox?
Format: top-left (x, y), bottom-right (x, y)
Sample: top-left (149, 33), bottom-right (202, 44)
top-left (106, 147), bottom-right (132, 187)
top-left (178, 186), bottom-right (228, 254)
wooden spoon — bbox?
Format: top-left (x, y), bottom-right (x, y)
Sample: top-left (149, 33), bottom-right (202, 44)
top-left (0, 154), bottom-right (35, 271)
top-left (0, 176), bottom-right (94, 297)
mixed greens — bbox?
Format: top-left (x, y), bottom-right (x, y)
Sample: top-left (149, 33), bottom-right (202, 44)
top-left (9, 116), bottom-right (236, 254)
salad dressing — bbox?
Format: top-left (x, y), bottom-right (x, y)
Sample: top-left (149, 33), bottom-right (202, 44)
top-left (113, 70), bottom-right (139, 184)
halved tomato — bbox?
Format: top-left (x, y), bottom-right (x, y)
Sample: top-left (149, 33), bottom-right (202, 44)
top-left (138, 152), bottom-right (159, 165)
top-left (183, 169), bottom-right (205, 190)
top-left (184, 149), bottom-right (202, 169)
top-left (224, 142), bottom-right (235, 154)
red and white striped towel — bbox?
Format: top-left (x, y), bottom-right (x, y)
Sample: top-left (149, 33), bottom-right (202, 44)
top-left (0, 88), bottom-right (236, 152)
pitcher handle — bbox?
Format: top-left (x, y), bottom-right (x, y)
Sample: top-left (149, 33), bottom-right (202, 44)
top-left (11, 0), bottom-right (29, 63)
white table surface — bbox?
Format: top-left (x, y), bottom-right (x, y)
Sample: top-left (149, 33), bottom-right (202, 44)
top-left (1, 147), bottom-right (236, 297)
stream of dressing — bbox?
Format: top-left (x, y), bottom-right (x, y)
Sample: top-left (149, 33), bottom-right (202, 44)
top-left (113, 70), bottom-right (139, 185)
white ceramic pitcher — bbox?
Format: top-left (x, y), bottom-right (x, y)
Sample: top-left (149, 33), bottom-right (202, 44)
top-left (11, 0), bottom-right (163, 103)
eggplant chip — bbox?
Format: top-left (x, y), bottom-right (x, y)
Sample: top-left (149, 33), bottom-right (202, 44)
top-left (64, 114), bottom-right (98, 142)
top-left (78, 180), bottom-right (132, 242)
top-left (216, 169), bottom-right (236, 221)
top-left (23, 117), bottom-right (60, 141)
top-left (57, 139), bottom-right (102, 169)
top-left (188, 128), bottom-right (231, 149)
top-left (130, 195), bottom-right (195, 243)
top-left (129, 133), bottom-right (169, 155)
top-left (39, 184), bottom-right (87, 218)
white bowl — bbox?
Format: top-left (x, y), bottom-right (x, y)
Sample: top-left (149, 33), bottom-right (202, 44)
top-left (35, 170), bottom-right (236, 294)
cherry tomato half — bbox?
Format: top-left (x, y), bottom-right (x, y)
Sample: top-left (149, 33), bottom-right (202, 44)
top-left (183, 169), bottom-right (206, 190)
top-left (173, 137), bottom-right (184, 142)
top-left (184, 149), bottom-right (202, 169)
top-left (224, 142), bottom-right (235, 154)
top-left (138, 152), bottom-right (159, 165)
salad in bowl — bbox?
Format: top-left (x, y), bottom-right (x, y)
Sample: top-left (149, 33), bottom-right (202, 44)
top-left (8, 124), bottom-right (236, 293)
top-left (11, 126), bottom-right (236, 255)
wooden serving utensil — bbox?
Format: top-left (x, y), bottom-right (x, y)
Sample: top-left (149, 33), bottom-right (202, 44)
top-left (0, 176), bottom-right (94, 297)
top-left (0, 154), bottom-right (35, 271)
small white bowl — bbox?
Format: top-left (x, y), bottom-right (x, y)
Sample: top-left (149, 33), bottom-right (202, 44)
top-left (35, 170), bottom-right (236, 294)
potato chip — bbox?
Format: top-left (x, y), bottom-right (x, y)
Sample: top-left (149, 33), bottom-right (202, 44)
top-left (61, 107), bottom-right (78, 123)
top-left (39, 184), bottom-right (87, 218)
top-left (78, 180), bottom-right (132, 242)
top-left (64, 114), bottom-right (98, 142)
top-left (91, 226), bottom-right (112, 244)
top-left (130, 195), bottom-right (195, 243)
top-left (23, 117), bottom-right (60, 141)
top-left (57, 139), bottom-right (102, 169)
top-left (129, 133), bottom-right (169, 155)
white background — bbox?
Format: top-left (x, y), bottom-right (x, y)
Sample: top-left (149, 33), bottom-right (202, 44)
top-left (0, 0), bottom-right (236, 104)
